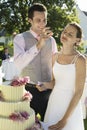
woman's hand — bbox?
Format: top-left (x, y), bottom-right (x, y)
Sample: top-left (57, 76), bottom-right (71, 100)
top-left (48, 119), bottom-right (67, 130)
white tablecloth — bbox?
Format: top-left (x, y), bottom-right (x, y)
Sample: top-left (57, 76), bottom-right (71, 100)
top-left (1, 58), bottom-right (20, 80)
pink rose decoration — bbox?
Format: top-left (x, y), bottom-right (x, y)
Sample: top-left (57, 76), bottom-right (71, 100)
top-left (9, 111), bottom-right (30, 122)
top-left (25, 116), bottom-right (42, 130)
top-left (10, 76), bottom-right (30, 86)
top-left (22, 92), bottom-right (33, 101)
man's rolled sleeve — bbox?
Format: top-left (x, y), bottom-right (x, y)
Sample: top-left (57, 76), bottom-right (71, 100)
top-left (14, 34), bottom-right (39, 71)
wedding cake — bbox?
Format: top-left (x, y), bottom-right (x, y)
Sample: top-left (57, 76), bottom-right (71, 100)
top-left (0, 77), bottom-right (42, 130)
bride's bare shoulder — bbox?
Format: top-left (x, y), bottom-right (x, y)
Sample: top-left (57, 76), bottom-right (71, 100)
top-left (52, 52), bottom-right (60, 65)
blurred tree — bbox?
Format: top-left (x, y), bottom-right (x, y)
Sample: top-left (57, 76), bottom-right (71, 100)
top-left (0, 0), bottom-right (79, 45)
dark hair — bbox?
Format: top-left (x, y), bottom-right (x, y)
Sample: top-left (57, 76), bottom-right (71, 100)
top-left (4, 47), bottom-right (8, 51)
top-left (69, 22), bottom-right (82, 39)
top-left (28, 3), bottom-right (47, 19)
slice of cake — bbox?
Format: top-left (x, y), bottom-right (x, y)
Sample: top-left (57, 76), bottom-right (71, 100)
top-left (0, 77), bottom-right (43, 130)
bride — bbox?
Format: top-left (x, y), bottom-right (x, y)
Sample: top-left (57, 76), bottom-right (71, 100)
top-left (37, 22), bottom-right (86, 130)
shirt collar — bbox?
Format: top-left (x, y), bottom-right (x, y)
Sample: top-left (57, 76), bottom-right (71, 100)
top-left (30, 29), bottom-right (38, 39)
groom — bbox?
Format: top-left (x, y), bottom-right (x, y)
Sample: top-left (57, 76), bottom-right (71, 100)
top-left (14, 3), bottom-right (57, 121)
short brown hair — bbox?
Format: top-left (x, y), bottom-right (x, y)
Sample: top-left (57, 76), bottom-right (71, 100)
top-left (28, 3), bottom-right (47, 19)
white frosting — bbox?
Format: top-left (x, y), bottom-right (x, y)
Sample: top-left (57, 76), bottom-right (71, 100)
top-left (0, 100), bottom-right (30, 117)
top-left (0, 85), bottom-right (26, 101)
top-left (0, 83), bottom-right (36, 130)
top-left (0, 108), bottom-right (35, 130)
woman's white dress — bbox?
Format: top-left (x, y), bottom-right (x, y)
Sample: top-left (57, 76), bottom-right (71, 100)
top-left (44, 61), bottom-right (84, 130)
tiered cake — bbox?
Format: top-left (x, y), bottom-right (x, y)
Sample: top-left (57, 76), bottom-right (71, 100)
top-left (0, 77), bottom-right (42, 130)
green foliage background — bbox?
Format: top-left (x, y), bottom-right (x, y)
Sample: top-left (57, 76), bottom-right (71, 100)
top-left (0, 0), bottom-right (79, 46)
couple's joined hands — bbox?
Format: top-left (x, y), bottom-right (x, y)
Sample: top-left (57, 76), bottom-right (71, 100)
top-left (36, 82), bottom-right (47, 92)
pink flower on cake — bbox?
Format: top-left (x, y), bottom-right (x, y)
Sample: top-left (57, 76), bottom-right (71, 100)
top-left (9, 111), bottom-right (30, 122)
top-left (10, 76), bottom-right (33, 101)
top-left (22, 92), bottom-right (33, 101)
top-left (25, 116), bottom-right (42, 130)
top-left (10, 76), bottom-right (30, 86)
top-left (25, 122), bottom-right (42, 130)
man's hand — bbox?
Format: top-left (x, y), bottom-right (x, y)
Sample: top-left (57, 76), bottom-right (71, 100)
top-left (40, 27), bottom-right (53, 39)
top-left (36, 27), bottom-right (53, 50)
